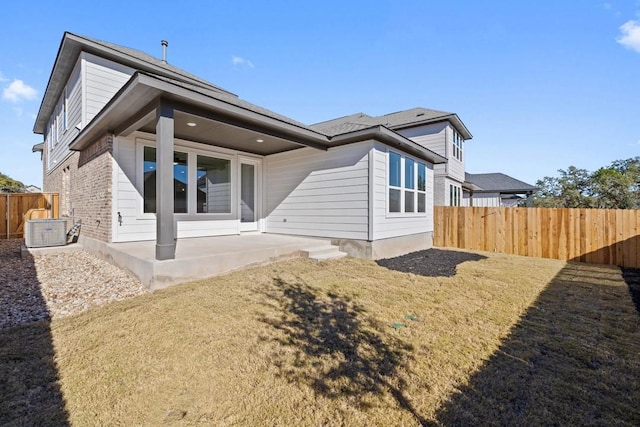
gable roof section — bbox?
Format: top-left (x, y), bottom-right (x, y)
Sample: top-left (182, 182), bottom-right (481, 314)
top-left (465, 173), bottom-right (538, 193)
top-left (68, 71), bottom-right (447, 165)
top-left (311, 107), bottom-right (473, 140)
top-left (34, 32), bottom-right (235, 134)
top-left (35, 32), bottom-right (448, 165)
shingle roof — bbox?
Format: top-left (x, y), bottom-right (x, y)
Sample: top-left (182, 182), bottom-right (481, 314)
top-left (310, 107), bottom-right (472, 138)
top-left (465, 173), bottom-right (538, 193)
top-left (151, 74), bottom-right (316, 131)
top-left (72, 33), bottom-right (234, 94)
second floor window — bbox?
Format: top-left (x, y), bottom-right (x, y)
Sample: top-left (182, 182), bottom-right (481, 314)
top-left (452, 129), bottom-right (463, 161)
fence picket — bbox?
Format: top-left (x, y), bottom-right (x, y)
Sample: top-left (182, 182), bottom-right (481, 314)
top-left (0, 193), bottom-right (59, 240)
top-left (434, 206), bottom-right (640, 269)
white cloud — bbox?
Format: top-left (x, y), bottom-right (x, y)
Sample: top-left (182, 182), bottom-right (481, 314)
top-left (231, 55), bottom-right (255, 68)
top-left (0, 72), bottom-right (7, 82)
top-left (617, 20), bottom-right (640, 52)
top-left (2, 79), bottom-right (37, 102)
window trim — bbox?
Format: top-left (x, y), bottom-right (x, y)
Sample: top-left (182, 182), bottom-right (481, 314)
top-left (135, 138), bottom-right (237, 220)
top-left (452, 128), bottom-right (463, 161)
top-left (387, 150), bottom-right (428, 217)
top-left (449, 183), bottom-right (462, 206)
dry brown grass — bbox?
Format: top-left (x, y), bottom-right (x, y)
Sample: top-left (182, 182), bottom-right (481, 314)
top-left (2, 250), bottom-right (639, 425)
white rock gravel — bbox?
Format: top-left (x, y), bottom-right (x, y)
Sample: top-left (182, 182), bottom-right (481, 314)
top-left (0, 239), bottom-right (148, 329)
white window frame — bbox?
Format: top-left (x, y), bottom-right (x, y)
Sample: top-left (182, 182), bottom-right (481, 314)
top-left (194, 150), bottom-right (234, 217)
top-left (135, 138), bottom-right (237, 220)
top-left (449, 183), bottom-right (461, 206)
top-left (452, 129), bottom-right (463, 161)
top-left (387, 150), bottom-right (428, 217)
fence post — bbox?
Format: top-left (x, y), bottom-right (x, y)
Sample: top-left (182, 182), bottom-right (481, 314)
top-left (6, 193), bottom-right (9, 240)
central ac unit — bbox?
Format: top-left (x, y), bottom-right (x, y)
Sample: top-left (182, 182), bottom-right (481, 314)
top-left (25, 219), bottom-right (68, 248)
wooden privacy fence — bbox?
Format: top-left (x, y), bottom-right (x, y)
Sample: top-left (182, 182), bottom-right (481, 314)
top-left (0, 193), bottom-right (59, 239)
top-left (434, 206), bottom-right (640, 268)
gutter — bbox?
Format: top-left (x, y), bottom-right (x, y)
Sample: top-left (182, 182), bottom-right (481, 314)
top-left (330, 125), bottom-right (447, 164)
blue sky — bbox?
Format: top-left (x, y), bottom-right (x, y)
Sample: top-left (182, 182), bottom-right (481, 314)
top-left (1, 0), bottom-right (639, 187)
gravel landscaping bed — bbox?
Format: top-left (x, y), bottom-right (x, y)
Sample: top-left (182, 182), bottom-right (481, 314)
top-left (0, 239), bottom-right (148, 329)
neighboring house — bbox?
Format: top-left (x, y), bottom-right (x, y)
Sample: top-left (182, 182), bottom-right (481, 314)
top-left (462, 173), bottom-right (538, 207)
top-left (23, 185), bottom-right (42, 193)
top-left (32, 32), bottom-right (476, 261)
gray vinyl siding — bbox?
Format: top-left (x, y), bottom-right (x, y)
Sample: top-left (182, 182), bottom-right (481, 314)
top-left (265, 143), bottom-right (371, 240)
top-left (396, 122), bottom-right (447, 157)
top-left (82, 52), bottom-right (134, 124)
top-left (463, 192), bottom-right (500, 207)
top-left (446, 125), bottom-right (465, 182)
top-left (371, 142), bottom-right (434, 240)
top-left (434, 176), bottom-right (447, 206)
top-left (46, 58), bottom-right (82, 172)
top-left (398, 122), bottom-right (466, 183)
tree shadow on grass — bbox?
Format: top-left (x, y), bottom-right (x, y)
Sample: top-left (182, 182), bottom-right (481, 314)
top-left (621, 267), bottom-right (640, 314)
top-left (0, 240), bottom-right (69, 425)
top-left (376, 249), bottom-right (487, 278)
top-left (260, 277), bottom-right (427, 424)
top-left (434, 262), bottom-right (640, 425)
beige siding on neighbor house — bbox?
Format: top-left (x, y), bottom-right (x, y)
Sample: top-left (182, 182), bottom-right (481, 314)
top-left (265, 143), bottom-right (371, 240)
top-left (463, 192), bottom-right (501, 207)
top-left (371, 142), bottom-right (434, 240)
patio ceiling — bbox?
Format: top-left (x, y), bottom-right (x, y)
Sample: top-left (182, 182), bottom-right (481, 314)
top-left (136, 110), bottom-right (305, 156)
top-left (69, 72), bottom-right (330, 154)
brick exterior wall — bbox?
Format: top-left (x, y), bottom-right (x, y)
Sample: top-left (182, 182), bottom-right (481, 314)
top-left (42, 133), bottom-right (113, 242)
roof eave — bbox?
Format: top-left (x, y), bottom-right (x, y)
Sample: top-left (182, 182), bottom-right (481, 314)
top-left (69, 72), bottom-right (331, 152)
top-left (390, 113), bottom-right (473, 140)
top-left (34, 32), bottom-right (239, 135)
top-left (330, 125), bottom-right (447, 164)
top-left (470, 188), bottom-right (539, 194)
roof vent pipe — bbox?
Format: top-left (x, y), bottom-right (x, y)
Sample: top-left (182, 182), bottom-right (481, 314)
top-left (161, 40), bottom-right (168, 63)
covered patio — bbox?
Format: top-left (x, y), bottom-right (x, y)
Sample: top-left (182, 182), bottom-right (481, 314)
top-left (69, 72), bottom-right (332, 261)
top-left (86, 233), bottom-right (341, 289)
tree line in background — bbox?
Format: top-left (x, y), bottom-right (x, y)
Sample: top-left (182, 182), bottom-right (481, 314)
top-left (0, 172), bottom-right (25, 193)
top-left (533, 157), bottom-right (640, 209)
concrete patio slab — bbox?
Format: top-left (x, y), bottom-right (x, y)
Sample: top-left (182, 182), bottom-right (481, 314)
top-left (80, 234), bottom-right (340, 289)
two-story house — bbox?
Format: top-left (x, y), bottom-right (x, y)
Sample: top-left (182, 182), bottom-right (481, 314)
top-left (312, 109), bottom-right (473, 207)
top-left (32, 32), bottom-right (471, 277)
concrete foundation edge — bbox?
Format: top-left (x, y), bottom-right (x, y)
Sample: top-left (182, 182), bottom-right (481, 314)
top-left (331, 232), bottom-right (433, 260)
top-left (78, 235), bottom-right (156, 288)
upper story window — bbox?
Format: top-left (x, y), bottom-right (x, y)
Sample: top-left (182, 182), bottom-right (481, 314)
top-left (62, 86), bottom-right (68, 131)
top-left (389, 151), bottom-right (427, 214)
top-left (452, 129), bottom-right (463, 161)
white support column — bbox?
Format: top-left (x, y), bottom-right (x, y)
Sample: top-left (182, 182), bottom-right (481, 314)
top-left (155, 100), bottom-right (176, 260)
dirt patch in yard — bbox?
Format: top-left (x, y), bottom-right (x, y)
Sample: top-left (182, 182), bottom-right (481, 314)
top-left (376, 248), bottom-right (487, 277)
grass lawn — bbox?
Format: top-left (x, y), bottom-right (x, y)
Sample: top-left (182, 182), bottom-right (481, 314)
top-left (1, 250), bottom-right (639, 425)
